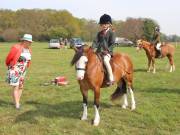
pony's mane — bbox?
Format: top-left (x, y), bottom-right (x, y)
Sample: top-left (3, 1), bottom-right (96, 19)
top-left (142, 40), bottom-right (151, 45)
top-left (70, 47), bottom-right (94, 66)
top-left (71, 51), bottom-right (83, 66)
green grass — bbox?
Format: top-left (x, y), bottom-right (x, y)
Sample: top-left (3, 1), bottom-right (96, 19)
top-left (0, 42), bottom-right (179, 135)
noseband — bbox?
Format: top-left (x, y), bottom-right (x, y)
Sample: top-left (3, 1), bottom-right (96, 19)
top-left (75, 67), bottom-right (86, 71)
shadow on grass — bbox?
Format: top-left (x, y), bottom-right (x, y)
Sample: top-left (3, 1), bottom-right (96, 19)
top-left (0, 100), bottom-right (13, 106)
top-left (134, 68), bottom-right (168, 73)
top-left (15, 100), bottom-right (111, 124)
top-left (140, 87), bottom-right (180, 94)
top-left (134, 68), bottom-right (147, 72)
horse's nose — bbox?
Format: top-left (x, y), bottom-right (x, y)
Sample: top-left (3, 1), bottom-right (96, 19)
top-left (77, 76), bottom-right (84, 81)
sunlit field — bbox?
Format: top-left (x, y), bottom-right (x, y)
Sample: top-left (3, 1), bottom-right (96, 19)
top-left (0, 42), bottom-right (179, 135)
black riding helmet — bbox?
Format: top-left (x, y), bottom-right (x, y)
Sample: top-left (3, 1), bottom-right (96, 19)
top-left (99, 14), bottom-right (112, 24)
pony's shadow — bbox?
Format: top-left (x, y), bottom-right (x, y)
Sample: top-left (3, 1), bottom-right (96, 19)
top-left (0, 100), bottom-right (13, 107)
top-left (140, 87), bottom-right (180, 94)
top-left (15, 100), bottom-right (111, 124)
top-left (134, 68), bottom-right (147, 72)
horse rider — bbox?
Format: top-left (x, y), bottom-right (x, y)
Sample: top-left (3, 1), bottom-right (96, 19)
top-left (92, 14), bottom-right (115, 85)
top-left (152, 26), bottom-right (162, 57)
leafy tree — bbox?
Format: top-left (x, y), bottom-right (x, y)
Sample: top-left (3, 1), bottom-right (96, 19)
top-left (143, 18), bottom-right (159, 41)
top-left (48, 26), bottom-right (69, 38)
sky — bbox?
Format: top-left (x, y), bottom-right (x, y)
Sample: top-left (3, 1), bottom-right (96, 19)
top-left (1, 0), bottom-right (180, 35)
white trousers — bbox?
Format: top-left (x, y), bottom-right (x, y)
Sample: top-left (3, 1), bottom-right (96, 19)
top-left (156, 43), bottom-right (161, 50)
top-left (103, 54), bottom-right (114, 81)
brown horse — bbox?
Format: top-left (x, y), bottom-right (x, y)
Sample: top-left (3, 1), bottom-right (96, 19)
top-left (136, 39), bottom-right (175, 73)
top-left (71, 46), bottom-right (135, 126)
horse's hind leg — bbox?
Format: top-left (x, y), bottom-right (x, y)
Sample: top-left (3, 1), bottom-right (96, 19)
top-left (128, 86), bottom-right (136, 110)
top-left (168, 55), bottom-right (175, 72)
top-left (80, 88), bottom-right (88, 120)
top-left (122, 93), bottom-right (128, 109)
top-left (127, 75), bottom-right (136, 110)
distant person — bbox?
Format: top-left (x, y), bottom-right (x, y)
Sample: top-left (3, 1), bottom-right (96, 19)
top-left (5, 34), bottom-right (33, 109)
top-left (152, 26), bottom-right (161, 57)
top-left (64, 38), bottom-right (68, 46)
top-left (92, 14), bottom-right (115, 85)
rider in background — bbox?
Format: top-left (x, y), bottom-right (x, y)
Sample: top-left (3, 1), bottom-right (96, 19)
top-left (92, 14), bottom-right (115, 85)
top-left (152, 26), bottom-right (161, 57)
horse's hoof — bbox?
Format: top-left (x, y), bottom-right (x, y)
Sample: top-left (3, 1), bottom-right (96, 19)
top-left (81, 116), bottom-right (87, 120)
top-left (122, 104), bottom-right (127, 109)
top-left (131, 105), bottom-right (136, 110)
top-left (92, 119), bottom-right (100, 126)
top-left (93, 121), bottom-right (100, 126)
top-left (147, 70), bottom-right (150, 73)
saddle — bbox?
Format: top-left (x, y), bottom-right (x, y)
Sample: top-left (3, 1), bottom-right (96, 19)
top-left (154, 45), bottom-right (163, 58)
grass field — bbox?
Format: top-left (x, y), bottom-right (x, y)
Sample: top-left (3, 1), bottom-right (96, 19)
top-left (0, 42), bottom-right (179, 135)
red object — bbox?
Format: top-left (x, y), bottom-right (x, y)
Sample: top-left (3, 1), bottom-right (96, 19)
top-left (54, 76), bottom-right (68, 86)
top-left (6, 43), bottom-right (32, 67)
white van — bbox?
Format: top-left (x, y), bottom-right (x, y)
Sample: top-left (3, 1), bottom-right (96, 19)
top-left (49, 39), bottom-right (60, 48)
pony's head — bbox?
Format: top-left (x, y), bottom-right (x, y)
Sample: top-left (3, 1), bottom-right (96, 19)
top-left (71, 45), bottom-right (93, 80)
top-left (136, 39), bottom-right (143, 51)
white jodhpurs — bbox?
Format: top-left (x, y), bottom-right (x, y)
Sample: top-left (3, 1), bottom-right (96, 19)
top-left (156, 43), bottom-right (161, 50)
top-left (103, 54), bottom-right (114, 82)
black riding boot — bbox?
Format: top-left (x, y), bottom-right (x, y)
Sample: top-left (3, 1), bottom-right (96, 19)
top-left (157, 50), bottom-right (161, 58)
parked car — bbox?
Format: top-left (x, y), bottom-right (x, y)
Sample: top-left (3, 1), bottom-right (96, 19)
top-left (115, 37), bottom-right (133, 46)
top-left (49, 39), bottom-right (60, 48)
top-left (70, 38), bottom-right (84, 48)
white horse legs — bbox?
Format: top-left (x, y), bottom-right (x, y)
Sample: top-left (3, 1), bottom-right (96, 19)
top-left (122, 87), bottom-right (136, 110)
top-left (93, 105), bottom-right (100, 126)
top-left (129, 88), bottom-right (136, 110)
top-left (170, 64), bottom-right (175, 72)
top-left (81, 103), bottom-right (88, 120)
top-left (81, 104), bottom-right (100, 126)
top-left (122, 94), bottom-right (128, 109)
top-left (147, 60), bottom-right (156, 73)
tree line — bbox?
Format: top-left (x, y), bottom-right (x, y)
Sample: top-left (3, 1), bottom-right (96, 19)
top-left (0, 9), bottom-right (180, 42)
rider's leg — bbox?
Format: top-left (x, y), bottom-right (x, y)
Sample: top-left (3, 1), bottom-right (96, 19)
top-left (103, 54), bottom-right (114, 83)
top-left (156, 43), bottom-right (161, 50)
top-left (156, 43), bottom-right (162, 57)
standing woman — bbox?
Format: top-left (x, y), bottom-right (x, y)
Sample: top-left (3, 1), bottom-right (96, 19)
top-left (5, 34), bottom-right (33, 109)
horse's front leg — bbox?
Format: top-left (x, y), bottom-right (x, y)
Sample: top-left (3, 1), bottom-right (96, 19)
top-left (152, 58), bottom-right (156, 73)
top-left (147, 57), bottom-right (151, 72)
top-left (80, 88), bottom-right (88, 120)
top-left (93, 88), bottom-right (100, 126)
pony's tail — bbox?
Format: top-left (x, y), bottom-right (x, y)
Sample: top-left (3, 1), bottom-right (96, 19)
top-left (111, 78), bottom-right (127, 101)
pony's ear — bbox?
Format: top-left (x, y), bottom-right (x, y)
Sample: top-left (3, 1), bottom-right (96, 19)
top-left (83, 44), bottom-right (90, 52)
top-left (137, 39), bottom-right (142, 45)
top-left (72, 46), bottom-right (78, 52)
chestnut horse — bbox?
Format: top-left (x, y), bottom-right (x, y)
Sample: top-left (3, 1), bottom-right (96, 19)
top-left (136, 39), bottom-right (175, 73)
top-left (71, 46), bottom-right (135, 126)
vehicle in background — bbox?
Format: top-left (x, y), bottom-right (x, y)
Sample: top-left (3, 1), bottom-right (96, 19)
top-left (70, 38), bottom-right (84, 48)
top-left (49, 39), bottom-right (60, 48)
top-left (114, 37), bottom-right (133, 46)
